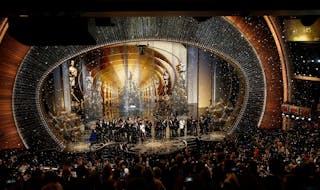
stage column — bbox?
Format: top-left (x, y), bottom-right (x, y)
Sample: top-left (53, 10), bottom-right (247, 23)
top-left (62, 61), bottom-right (71, 112)
top-left (187, 46), bottom-right (199, 120)
top-left (165, 119), bottom-right (170, 139)
top-left (151, 119), bottom-right (155, 141)
top-left (53, 66), bottom-right (63, 114)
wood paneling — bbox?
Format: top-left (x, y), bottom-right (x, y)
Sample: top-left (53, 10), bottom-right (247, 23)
top-left (226, 16), bottom-right (282, 129)
top-left (0, 34), bottom-right (30, 149)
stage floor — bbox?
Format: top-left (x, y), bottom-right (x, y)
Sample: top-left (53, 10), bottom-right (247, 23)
top-left (64, 131), bottom-right (226, 154)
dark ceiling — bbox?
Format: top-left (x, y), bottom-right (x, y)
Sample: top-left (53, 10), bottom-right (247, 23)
top-left (1, 0), bottom-right (320, 17)
top-left (2, 0), bottom-right (319, 46)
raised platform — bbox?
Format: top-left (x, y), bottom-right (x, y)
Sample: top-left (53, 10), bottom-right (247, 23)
top-left (198, 132), bottom-right (226, 142)
top-left (125, 138), bottom-right (187, 155)
top-left (64, 131), bottom-right (226, 154)
top-left (124, 132), bottom-right (226, 155)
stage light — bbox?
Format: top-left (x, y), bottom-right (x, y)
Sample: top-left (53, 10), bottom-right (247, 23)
top-left (129, 105), bottom-right (136, 108)
top-left (284, 18), bottom-right (320, 42)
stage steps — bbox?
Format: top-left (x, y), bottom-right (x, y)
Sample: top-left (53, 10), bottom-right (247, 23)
top-left (99, 142), bottom-right (124, 160)
top-left (100, 146), bottom-right (116, 160)
top-left (185, 137), bottom-right (199, 155)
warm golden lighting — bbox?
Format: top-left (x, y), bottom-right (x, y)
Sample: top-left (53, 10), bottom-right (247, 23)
top-left (93, 47), bottom-right (169, 96)
top-left (292, 34), bottom-right (312, 41)
top-left (284, 18), bottom-right (320, 42)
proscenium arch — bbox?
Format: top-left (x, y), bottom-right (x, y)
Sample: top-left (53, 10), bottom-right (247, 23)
top-left (13, 17), bottom-right (265, 150)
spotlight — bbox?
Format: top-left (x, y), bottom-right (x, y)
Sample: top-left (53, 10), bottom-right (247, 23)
top-left (129, 105), bottom-right (136, 108)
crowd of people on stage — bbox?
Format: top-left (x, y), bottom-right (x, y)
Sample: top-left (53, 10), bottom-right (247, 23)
top-left (92, 117), bottom-right (153, 144)
top-left (90, 114), bottom-right (218, 144)
top-left (1, 120), bottom-right (320, 190)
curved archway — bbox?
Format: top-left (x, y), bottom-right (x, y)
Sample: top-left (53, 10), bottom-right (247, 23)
top-left (13, 17), bottom-right (265, 149)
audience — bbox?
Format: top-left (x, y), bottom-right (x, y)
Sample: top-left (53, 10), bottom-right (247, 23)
top-left (0, 121), bottom-right (319, 190)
